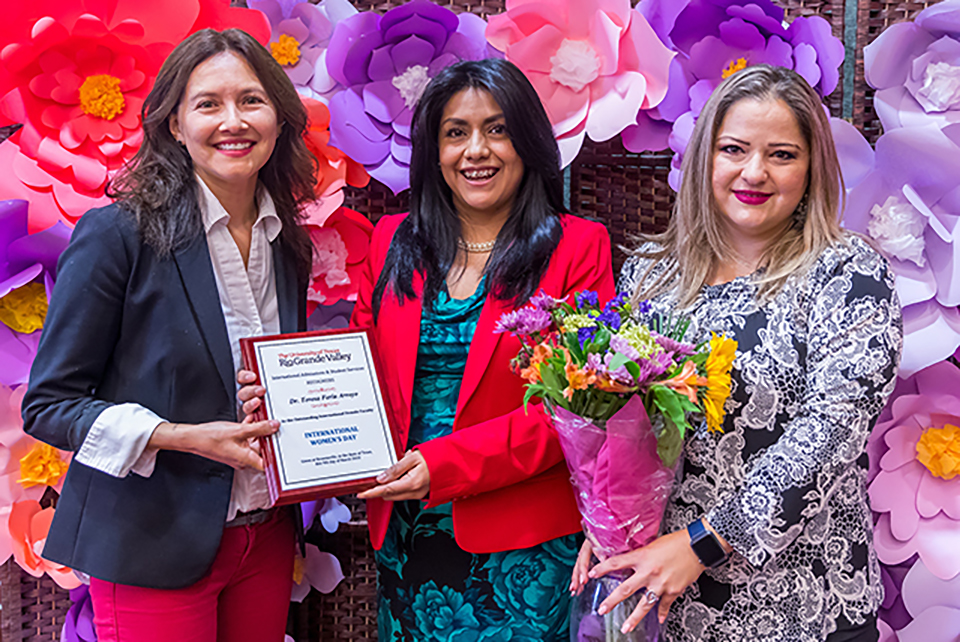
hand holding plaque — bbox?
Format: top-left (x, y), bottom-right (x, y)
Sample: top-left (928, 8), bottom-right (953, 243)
top-left (240, 328), bottom-right (402, 505)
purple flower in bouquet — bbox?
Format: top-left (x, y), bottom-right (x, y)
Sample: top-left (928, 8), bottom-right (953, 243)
top-left (595, 307), bottom-right (622, 331)
top-left (325, 1), bottom-right (494, 194)
top-left (652, 331), bottom-right (696, 358)
top-left (864, 1), bottom-right (960, 132)
top-left (0, 200), bottom-right (71, 386)
top-left (867, 362), bottom-right (960, 581)
top-left (530, 289), bottom-right (565, 312)
top-left (833, 118), bottom-right (960, 377)
top-left (61, 584), bottom-right (96, 642)
top-left (629, 0), bottom-right (844, 189)
top-left (494, 307), bottom-right (553, 336)
top-left (575, 290), bottom-right (600, 309)
top-left (250, 0), bottom-right (357, 102)
top-left (577, 326), bottom-right (597, 348)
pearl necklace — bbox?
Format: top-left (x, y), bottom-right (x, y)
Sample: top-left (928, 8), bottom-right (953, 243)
top-left (457, 238), bottom-right (496, 253)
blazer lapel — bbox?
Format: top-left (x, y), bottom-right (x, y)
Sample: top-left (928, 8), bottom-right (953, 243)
top-left (172, 235), bottom-right (235, 406)
top-left (272, 242), bottom-right (299, 333)
top-left (456, 293), bottom-right (510, 415)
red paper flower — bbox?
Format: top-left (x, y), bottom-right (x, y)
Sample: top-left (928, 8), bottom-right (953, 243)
top-left (0, 0), bottom-right (270, 232)
top-left (305, 207), bottom-right (372, 311)
top-left (300, 97), bottom-right (369, 226)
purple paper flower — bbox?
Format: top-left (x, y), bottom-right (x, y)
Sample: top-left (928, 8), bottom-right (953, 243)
top-left (326, 1), bottom-right (495, 194)
top-left (865, 1), bottom-right (960, 132)
top-left (0, 200), bottom-right (71, 387)
top-left (833, 118), bottom-right (960, 377)
top-left (628, 0), bottom-right (844, 189)
top-left (867, 362), bottom-right (960, 582)
top-left (250, 0), bottom-right (358, 102)
top-left (575, 290), bottom-right (600, 309)
top-left (61, 585), bottom-right (96, 642)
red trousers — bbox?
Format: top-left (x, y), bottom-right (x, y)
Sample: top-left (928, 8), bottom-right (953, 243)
top-left (89, 509), bottom-right (294, 642)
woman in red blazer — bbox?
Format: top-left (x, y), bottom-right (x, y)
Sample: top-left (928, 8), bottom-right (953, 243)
top-left (352, 59), bottom-right (614, 640)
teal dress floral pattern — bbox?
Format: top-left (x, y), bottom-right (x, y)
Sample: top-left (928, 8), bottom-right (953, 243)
top-left (376, 282), bottom-right (579, 642)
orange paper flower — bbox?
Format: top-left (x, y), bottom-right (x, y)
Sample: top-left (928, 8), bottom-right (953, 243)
top-left (8, 500), bottom-right (81, 589)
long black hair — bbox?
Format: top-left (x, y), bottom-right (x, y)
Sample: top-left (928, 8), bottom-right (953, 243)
top-left (371, 58), bottom-right (566, 319)
top-left (107, 29), bottom-right (315, 280)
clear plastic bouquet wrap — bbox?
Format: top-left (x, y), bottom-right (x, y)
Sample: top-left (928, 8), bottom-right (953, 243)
top-left (496, 291), bottom-right (736, 641)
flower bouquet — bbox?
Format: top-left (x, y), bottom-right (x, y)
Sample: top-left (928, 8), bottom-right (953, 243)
top-left (496, 291), bottom-right (736, 642)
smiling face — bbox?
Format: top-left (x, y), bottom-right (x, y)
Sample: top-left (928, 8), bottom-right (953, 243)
top-left (438, 88), bottom-right (524, 224)
top-left (169, 51), bottom-right (279, 198)
top-left (711, 98), bottom-right (810, 251)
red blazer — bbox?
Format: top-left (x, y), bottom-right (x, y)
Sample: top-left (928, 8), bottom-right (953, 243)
top-left (352, 213), bottom-right (615, 553)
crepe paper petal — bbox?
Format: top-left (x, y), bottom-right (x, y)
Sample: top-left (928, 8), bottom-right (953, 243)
top-left (865, 3), bottom-right (960, 134)
top-left (630, 1), bottom-right (843, 176)
top-left (318, 497), bottom-right (351, 533)
top-left (326, 2), bottom-right (488, 194)
top-left (303, 547), bottom-right (343, 593)
top-left (488, 1), bottom-right (673, 165)
top-left (8, 500), bottom-right (82, 589)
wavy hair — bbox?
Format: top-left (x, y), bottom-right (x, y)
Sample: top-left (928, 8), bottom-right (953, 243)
top-left (107, 28), bottom-right (314, 279)
top-left (371, 58), bottom-right (566, 319)
top-left (629, 64), bottom-right (844, 308)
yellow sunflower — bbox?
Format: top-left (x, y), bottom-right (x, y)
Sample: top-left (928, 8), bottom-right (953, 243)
top-left (703, 333), bottom-right (737, 433)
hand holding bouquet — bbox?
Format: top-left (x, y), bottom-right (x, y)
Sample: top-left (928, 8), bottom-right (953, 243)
top-left (497, 290), bottom-right (736, 641)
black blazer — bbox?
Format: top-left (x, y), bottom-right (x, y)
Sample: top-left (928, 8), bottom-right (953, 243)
top-left (22, 204), bottom-right (304, 589)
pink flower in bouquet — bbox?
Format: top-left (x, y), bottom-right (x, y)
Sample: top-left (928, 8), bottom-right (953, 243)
top-left (486, 0), bottom-right (674, 167)
top-left (0, 0), bottom-right (269, 230)
top-left (868, 361), bottom-right (960, 580)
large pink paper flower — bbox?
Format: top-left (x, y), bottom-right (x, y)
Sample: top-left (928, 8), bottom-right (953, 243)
top-left (868, 361), bottom-right (960, 581)
top-left (833, 118), bottom-right (960, 377)
top-left (893, 557), bottom-right (960, 641)
top-left (0, 0), bottom-right (270, 231)
top-left (486, 0), bottom-right (674, 167)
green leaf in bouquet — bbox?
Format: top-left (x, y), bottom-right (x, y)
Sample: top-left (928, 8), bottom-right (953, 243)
top-left (650, 385), bottom-right (694, 440)
top-left (564, 331), bottom-right (585, 363)
top-left (522, 384), bottom-right (544, 413)
top-left (606, 351), bottom-right (630, 372)
top-left (623, 359), bottom-right (642, 380)
top-left (657, 413), bottom-right (684, 468)
top-left (586, 326), bottom-right (611, 354)
top-left (539, 362), bottom-right (570, 410)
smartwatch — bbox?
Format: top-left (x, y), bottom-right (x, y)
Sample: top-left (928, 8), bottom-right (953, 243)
top-left (687, 518), bottom-right (728, 568)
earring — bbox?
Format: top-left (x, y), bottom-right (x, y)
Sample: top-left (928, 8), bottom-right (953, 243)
top-left (793, 192), bottom-right (809, 226)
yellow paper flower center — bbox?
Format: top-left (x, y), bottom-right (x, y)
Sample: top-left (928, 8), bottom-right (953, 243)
top-left (0, 282), bottom-right (48, 334)
top-left (19, 443), bottom-right (69, 488)
top-left (916, 423), bottom-right (960, 480)
top-left (79, 74), bottom-right (126, 120)
top-left (271, 34), bottom-right (302, 67)
top-left (293, 552), bottom-right (305, 584)
top-left (722, 58), bottom-right (749, 79)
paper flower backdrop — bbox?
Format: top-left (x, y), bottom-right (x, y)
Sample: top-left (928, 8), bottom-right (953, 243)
top-left (630, 0), bottom-right (844, 188)
top-left (9, 499), bottom-right (81, 589)
top-left (0, 0), bottom-right (270, 230)
top-left (865, 1), bottom-right (960, 132)
top-left (833, 119), bottom-right (960, 378)
top-left (306, 207), bottom-right (373, 312)
top-left (250, 0), bottom-right (358, 102)
top-left (61, 585), bottom-right (96, 642)
top-left (326, 0), bottom-right (495, 194)
top-left (868, 361), bottom-right (960, 583)
top-left (485, 0), bottom-right (674, 167)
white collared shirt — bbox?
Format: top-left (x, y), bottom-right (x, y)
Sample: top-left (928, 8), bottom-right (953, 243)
top-left (75, 175), bottom-right (282, 521)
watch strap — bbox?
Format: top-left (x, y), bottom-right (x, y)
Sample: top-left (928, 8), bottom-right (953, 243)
top-left (687, 518), bottom-right (728, 568)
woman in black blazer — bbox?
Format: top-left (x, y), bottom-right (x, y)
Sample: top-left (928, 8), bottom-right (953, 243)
top-left (22, 29), bottom-right (314, 642)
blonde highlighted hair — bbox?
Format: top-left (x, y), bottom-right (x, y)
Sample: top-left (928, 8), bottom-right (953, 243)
top-left (629, 64), bottom-right (845, 309)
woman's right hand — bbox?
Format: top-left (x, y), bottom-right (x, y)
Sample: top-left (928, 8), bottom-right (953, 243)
top-left (149, 419), bottom-right (279, 471)
top-left (236, 369), bottom-right (267, 420)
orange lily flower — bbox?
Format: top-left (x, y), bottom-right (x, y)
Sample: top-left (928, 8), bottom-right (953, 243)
top-left (659, 360), bottom-right (707, 404)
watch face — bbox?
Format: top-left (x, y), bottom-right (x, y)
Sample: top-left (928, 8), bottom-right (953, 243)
top-left (689, 521), bottom-right (727, 567)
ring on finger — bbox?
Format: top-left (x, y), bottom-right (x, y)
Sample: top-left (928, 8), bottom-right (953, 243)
top-left (642, 588), bottom-right (660, 604)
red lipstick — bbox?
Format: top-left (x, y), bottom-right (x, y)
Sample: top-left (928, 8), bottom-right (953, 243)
top-left (733, 190), bottom-right (772, 205)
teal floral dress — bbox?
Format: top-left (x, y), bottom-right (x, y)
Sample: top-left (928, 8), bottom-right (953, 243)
top-left (375, 281), bottom-right (580, 642)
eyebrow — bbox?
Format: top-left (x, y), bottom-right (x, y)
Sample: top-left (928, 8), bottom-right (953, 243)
top-left (717, 135), bottom-right (803, 150)
top-left (187, 87), bottom-right (268, 102)
top-left (441, 114), bottom-right (505, 127)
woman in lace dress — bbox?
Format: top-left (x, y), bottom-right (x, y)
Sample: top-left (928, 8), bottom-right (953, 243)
top-left (578, 65), bottom-right (902, 641)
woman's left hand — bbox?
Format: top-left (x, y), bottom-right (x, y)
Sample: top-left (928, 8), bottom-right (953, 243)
top-left (589, 529), bottom-right (706, 632)
top-left (357, 450), bottom-right (431, 501)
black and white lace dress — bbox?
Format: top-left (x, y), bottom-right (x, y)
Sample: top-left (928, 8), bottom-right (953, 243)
top-left (618, 235), bottom-right (902, 642)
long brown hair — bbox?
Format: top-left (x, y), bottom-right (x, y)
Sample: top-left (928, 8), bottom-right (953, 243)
top-left (629, 64), bottom-right (844, 308)
top-left (108, 28), bottom-right (314, 279)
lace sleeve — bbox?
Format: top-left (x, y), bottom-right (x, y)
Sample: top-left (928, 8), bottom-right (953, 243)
top-left (706, 246), bottom-right (903, 567)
